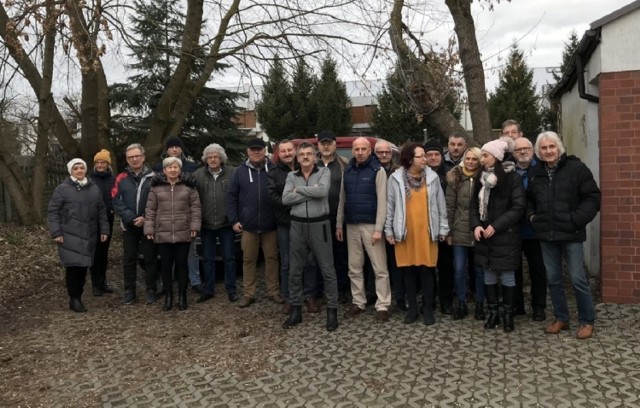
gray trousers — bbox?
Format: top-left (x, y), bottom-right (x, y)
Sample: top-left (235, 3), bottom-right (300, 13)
top-left (289, 219), bottom-right (338, 308)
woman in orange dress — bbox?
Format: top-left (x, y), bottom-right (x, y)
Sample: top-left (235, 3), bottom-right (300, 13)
top-left (385, 142), bottom-right (449, 325)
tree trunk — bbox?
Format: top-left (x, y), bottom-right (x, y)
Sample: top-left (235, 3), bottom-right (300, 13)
top-left (445, 0), bottom-right (493, 145)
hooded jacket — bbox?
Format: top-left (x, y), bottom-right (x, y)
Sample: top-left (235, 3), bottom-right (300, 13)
top-left (226, 158), bottom-right (277, 233)
top-left (385, 167), bottom-right (449, 243)
top-left (282, 165), bottom-right (331, 220)
top-left (144, 174), bottom-right (201, 244)
top-left (111, 166), bottom-right (155, 228)
top-left (526, 154), bottom-right (601, 242)
top-left (48, 178), bottom-right (109, 267)
top-left (446, 165), bottom-right (481, 246)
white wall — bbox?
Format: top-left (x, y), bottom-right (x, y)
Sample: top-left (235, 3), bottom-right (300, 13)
top-left (600, 8), bottom-right (640, 73)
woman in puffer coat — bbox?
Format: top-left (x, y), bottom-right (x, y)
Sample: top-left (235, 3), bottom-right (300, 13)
top-left (446, 147), bottom-right (484, 321)
top-left (470, 139), bottom-right (525, 333)
top-left (48, 158), bottom-right (109, 313)
top-left (145, 157), bottom-right (201, 311)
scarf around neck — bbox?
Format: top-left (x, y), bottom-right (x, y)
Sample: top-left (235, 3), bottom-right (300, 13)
top-left (478, 168), bottom-right (497, 222)
top-left (403, 169), bottom-right (425, 200)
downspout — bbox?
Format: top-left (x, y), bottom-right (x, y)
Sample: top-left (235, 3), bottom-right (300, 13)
top-left (577, 30), bottom-right (600, 103)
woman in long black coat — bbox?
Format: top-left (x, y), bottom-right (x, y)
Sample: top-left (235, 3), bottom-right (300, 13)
top-left (48, 158), bottom-right (110, 312)
top-left (470, 139), bottom-right (525, 332)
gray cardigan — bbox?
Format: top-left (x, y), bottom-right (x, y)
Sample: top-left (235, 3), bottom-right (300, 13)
top-left (282, 166), bottom-right (330, 220)
top-left (384, 167), bottom-right (449, 242)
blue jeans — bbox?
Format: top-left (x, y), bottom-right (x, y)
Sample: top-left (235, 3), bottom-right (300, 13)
top-left (277, 225), bottom-right (291, 302)
top-left (482, 268), bottom-right (515, 286)
top-left (201, 226), bottom-right (237, 296)
top-left (453, 246), bottom-right (485, 301)
top-left (188, 239), bottom-right (201, 286)
top-left (540, 241), bottom-right (595, 325)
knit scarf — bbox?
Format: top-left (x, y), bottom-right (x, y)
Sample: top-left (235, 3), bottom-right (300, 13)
top-left (403, 169), bottom-right (425, 199)
top-left (478, 168), bottom-right (497, 222)
top-left (71, 176), bottom-right (88, 189)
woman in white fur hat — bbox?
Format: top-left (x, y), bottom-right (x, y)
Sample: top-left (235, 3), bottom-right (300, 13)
top-left (48, 158), bottom-right (110, 312)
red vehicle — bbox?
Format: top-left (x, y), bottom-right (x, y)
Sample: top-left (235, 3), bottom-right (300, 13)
top-left (272, 136), bottom-right (399, 162)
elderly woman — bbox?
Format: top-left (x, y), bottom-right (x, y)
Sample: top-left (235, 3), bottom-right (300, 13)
top-left (89, 149), bottom-right (115, 296)
top-left (470, 138), bottom-right (525, 332)
top-left (48, 158), bottom-right (110, 312)
top-left (446, 147), bottom-right (485, 321)
top-left (385, 142), bottom-right (449, 325)
top-left (145, 157), bottom-right (201, 311)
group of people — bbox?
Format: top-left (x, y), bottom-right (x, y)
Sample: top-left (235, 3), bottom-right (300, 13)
top-left (47, 120), bottom-right (601, 339)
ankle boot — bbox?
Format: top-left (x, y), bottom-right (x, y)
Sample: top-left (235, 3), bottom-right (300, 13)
top-left (423, 302), bottom-right (435, 326)
top-left (452, 300), bottom-right (468, 320)
top-left (404, 295), bottom-right (418, 324)
top-left (474, 300), bottom-right (485, 320)
top-left (502, 285), bottom-right (515, 332)
top-left (283, 306), bottom-right (303, 329)
top-left (69, 298), bottom-right (87, 313)
top-left (178, 290), bottom-right (188, 311)
top-left (163, 292), bottom-right (173, 311)
top-left (484, 284), bottom-right (500, 329)
top-left (326, 308), bottom-right (339, 332)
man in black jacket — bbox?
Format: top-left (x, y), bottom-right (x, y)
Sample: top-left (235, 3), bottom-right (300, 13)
top-left (527, 131), bottom-right (601, 340)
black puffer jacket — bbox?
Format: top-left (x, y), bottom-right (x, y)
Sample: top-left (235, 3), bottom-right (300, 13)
top-left (526, 154), bottom-right (600, 242)
top-left (48, 178), bottom-right (109, 267)
top-left (267, 161), bottom-right (296, 226)
top-left (470, 169), bottom-right (525, 271)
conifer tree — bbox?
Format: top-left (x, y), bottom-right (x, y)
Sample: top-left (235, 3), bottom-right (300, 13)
top-left (255, 58), bottom-right (295, 142)
top-left (488, 45), bottom-right (541, 133)
top-left (290, 58), bottom-right (318, 138)
top-left (312, 57), bottom-right (351, 135)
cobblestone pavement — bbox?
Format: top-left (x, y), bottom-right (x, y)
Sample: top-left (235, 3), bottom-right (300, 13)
top-left (3, 277), bottom-right (640, 408)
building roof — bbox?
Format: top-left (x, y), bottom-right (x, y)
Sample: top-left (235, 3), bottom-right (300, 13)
top-left (549, 0), bottom-right (640, 100)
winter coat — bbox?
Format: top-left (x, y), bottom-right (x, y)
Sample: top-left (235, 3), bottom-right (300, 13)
top-left (267, 161), bottom-right (296, 226)
top-left (226, 159), bottom-right (277, 233)
top-left (111, 166), bottom-right (155, 228)
top-left (446, 165), bottom-right (481, 247)
top-left (48, 178), bottom-right (109, 267)
top-left (317, 154), bottom-right (348, 219)
top-left (90, 169), bottom-right (115, 226)
top-left (385, 167), bottom-right (449, 243)
top-left (526, 154), bottom-right (601, 242)
top-left (342, 154), bottom-right (385, 225)
top-left (193, 164), bottom-right (235, 230)
top-left (144, 174), bottom-right (201, 244)
top-left (470, 168), bottom-right (525, 271)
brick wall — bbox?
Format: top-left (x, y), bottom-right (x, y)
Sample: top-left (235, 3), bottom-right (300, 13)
top-left (599, 70), bottom-right (640, 303)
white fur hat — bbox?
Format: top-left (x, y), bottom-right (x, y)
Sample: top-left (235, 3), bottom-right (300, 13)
top-left (67, 158), bottom-right (87, 175)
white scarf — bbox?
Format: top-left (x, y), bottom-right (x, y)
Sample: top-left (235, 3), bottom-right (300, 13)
top-left (478, 168), bottom-right (497, 222)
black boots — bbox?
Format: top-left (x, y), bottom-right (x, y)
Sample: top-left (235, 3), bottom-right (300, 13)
top-left (69, 298), bottom-right (87, 313)
top-left (502, 285), bottom-right (515, 332)
top-left (474, 301), bottom-right (485, 320)
top-left (452, 300), bottom-right (468, 320)
top-left (163, 292), bottom-right (173, 311)
top-left (283, 306), bottom-right (303, 329)
top-left (326, 308), bottom-right (338, 332)
top-left (404, 293), bottom-right (418, 324)
top-left (484, 284), bottom-right (500, 329)
top-left (423, 302), bottom-right (435, 326)
top-left (178, 290), bottom-right (188, 311)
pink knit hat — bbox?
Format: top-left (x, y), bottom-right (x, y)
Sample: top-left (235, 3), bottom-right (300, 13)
top-left (481, 139), bottom-right (508, 161)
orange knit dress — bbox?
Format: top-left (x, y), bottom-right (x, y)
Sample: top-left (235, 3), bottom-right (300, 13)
top-left (394, 184), bottom-right (439, 268)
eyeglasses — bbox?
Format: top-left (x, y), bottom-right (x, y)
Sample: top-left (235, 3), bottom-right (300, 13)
top-left (413, 155), bottom-right (426, 159)
top-left (514, 147), bottom-right (531, 153)
top-left (297, 152), bottom-right (314, 157)
top-left (126, 155), bottom-right (144, 160)
top-left (376, 151), bottom-right (392, 155)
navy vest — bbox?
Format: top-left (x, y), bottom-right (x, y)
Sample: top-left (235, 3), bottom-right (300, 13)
top-left (343, 155), bottom-right (381, 224)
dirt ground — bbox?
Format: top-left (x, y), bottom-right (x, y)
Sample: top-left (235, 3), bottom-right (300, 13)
top-left (0, 223), bottom-right (287, 407)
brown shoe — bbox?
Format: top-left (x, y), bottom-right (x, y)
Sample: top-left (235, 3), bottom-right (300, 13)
top-left (238, 296), bottom-right (255, 308)
top-left (544, 320), bottom-right (569, 334)
top-left (576, 324), bottom-right (594, 340)
top-left (269, 294), bottom-right (285, 304)
top-left (376, 310), bottom-right (389, 322)
top-left (282, 302), bottom-right (293, 314)
top-left (305, 297), bottom-right (321, 313)
top-left (344, 305), bottom-right (364, 318)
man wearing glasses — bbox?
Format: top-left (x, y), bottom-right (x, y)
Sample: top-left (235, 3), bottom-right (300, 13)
top-left (512, 137), bottom-right (548, 321)
top-left (112, 143), bottom-right (159, 305)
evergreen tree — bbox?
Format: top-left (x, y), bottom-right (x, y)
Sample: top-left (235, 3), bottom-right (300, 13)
top-left (488, 45), bottom-right (541, 133)
top-left (255, 58), bottom-right (295, 142)
top-left (553, 30), bottom-right (579, 81)
top-left (289, 58), bottom-right (318, 138)
top-left (312, 57), bottom-right (351, 135)
top-left (109, 0), bottom-right (245, 165)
